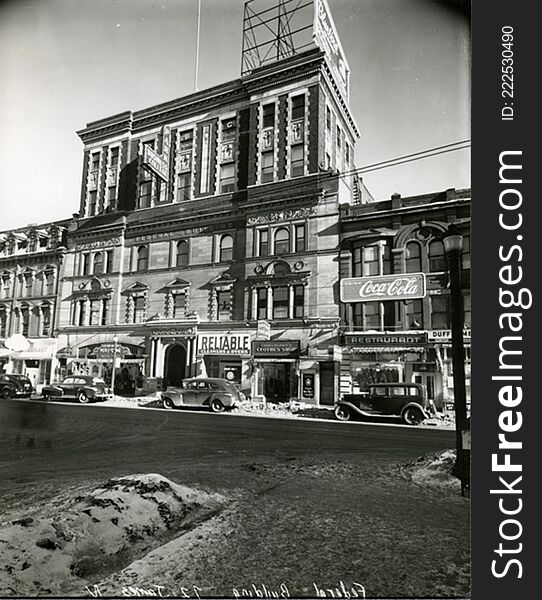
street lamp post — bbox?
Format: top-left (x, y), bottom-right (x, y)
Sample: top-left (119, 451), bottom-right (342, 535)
top-left (111, 335), bottom-right (119, 397)
top-left (443, 225), bottom-right (470, 494)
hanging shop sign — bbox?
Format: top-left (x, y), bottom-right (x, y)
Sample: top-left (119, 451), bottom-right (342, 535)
top-left (142, 145), bottom-right (169, 181)
top-left (340, 273), bottom-right (426, 303)
top-left (197, 333), bottom-right (251, 356)
top-left (253, 340), bottom-right (300, 357)
top-left (345, 333), bottom-right (427, 347)
top-left (301, 373), bottom-right (315, 399)
top-left (428, 329), bottom-right (471, 342)
top-left (256, 320), bottom-right (271, 341)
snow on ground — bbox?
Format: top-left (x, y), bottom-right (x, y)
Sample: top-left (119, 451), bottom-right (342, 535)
top-left (0, 474), bottom-right (225, 597)
top-left (399, 449), bottom-right (463, 492)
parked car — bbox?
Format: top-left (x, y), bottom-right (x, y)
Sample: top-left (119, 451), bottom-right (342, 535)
top-left (41, 376), bottom-right (113, 404)
top-left (0, 374), bottom-right (34, 399)
top-left (161, 377), bottom-right (241, 413)
top-left (334, 382), bottom-right (429, 426)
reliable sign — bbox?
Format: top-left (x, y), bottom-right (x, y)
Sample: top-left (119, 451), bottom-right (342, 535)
top-left (340, 274), bottom-right (426, 303)
top-left (197, 333), bottom-right (251, 356)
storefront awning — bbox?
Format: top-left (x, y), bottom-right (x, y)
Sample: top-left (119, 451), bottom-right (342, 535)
top-left (11, 352), bottom-right (54, 360)
top-left (299, 360), bottom-right (318, 370)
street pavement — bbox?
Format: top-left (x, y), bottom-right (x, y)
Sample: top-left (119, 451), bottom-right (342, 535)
top-left (0, 399), bottom-right (469, 597)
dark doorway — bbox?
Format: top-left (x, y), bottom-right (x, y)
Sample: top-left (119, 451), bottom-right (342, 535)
top-left (263, 363), bottom-right (291, 403)
top-left (165, 344), bottom-right (187, 387)
top-left (319, 361), bottom-right (335, 406)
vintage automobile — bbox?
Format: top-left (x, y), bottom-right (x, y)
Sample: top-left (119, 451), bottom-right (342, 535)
top-left (41, 375), bottom-right (113, 404)
top-left (0, 374), bottom-right (34, 399)
top-left (161, 377), bottom-right (242, 413)
top-left (334, 382), bottom-right (430, 426)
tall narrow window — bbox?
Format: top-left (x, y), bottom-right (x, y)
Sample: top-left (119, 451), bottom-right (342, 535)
top-left (220, 164), bottom-right (236, 193)
top-left (172, 293), bottom-right (186, 319)
top-left (78, 300), bottom-right (86, 326)
top-left (382, 244), bottom-right (392, 275)
top-left (325, 105), bottom-right (331, 131)
top-left (429, 240), bottom-right (446, 272)
top-left (21, 308), bottom-right (30, 336)
top-left (136, 246), bottom-right (148, 271)
top-left (104, 250), bottom-right (113, 273)
top-left (81, 253), bottom-right (90, 276)
top-left (139, 181), bottom-right (152, 209)
top-left (257, 288), bottom-right (267, 319)
top-left (294, 224), bottom-right (306, 252)
top-left (262, 104), bottom-right (275, 129)
top-left (89, 299), bottom-right (100, 325)
top-left (463, 293), bottom-right (471, 328)
top-left (405, 299), bottom-right (423, 329)
top-left (0, 311), bottom-right (7, 337)
top-left (462, 235), bottom-right (471, 270)
top-left (364, 302), bottom-right (380, 329)
top-left (177, 130), bottom-right (193, 201)
top-left (261, 151), bottom-right (274, 183)
top-left (93, 252), bottom-right (103, 275)
top-left (133, 296), bottom-right (146, 323)
top-left (291, 95), bottom-right (305, 120)
top-left (110, 147), bottom-right (119, 166)
top-left (101, 298), bottom-right (110, 326)
top-left (352, 247), bottom-right (362, 277)
top-left (91, 152), bottom-right (100, 173)
top-left (290, 145), bottom-right (304, 178)
top-left (88, 190), bottom-right (97, 216)
top-left (405, 242), bottom-right (421, 273)
top-left (258, 230), bottom-right (269, 256)
top-left (24, 274), bottom-right (33, 297)
top-left (363, 246), bottom-right (379, 276)
top-left (273, 287), bottom-right (288, 319)
top-left (45, 272), bottom-right (55, 295)
top-left (431, 295), bottom-right (450, 329)
top-left (217, 290), bottom-right (231, 321)
top-left (219, 235), bottom-right (233, 262)
top-left (176, 240), bottom-right (189, 267)
top-left (294, 285), bottom-right (304, 318)
top-left (274, 228), bottom-right (290, 255)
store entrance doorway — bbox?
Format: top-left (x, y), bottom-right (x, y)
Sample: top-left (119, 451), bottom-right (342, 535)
top-left (165, 344), bottom-right (186, 387)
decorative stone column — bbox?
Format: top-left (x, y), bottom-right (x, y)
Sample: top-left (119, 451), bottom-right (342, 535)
top-left (266, 285), bottom-right (273, 320)
top-left (288, 284), bottom-right (294, 319)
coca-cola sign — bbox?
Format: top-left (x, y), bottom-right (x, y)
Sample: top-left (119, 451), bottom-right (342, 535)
top-left (340, 273), bottom-right (426, 303)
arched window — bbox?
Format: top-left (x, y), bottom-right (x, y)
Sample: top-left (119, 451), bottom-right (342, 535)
top-left (405, 242), bottom-right (421, 273)
top-left (176, 240), bottom-right (189, 267)
top-left (136, 246), bottom-right (148, 271)
top-left (428, 240), bottom-right (446, 272)
top-left (274, 227), bottom-right (290, 254)
top-left (93, 252), bottom-right (104, 275)
top-left (219, 235), bottom-right (233, 262)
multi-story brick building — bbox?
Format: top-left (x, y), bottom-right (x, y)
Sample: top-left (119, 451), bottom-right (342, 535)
top-left (0, 221), bottom-right (68, 388)
top-left (55, 20), bottom-right (371, 403)
top-left (338, 188), bottom-right (471, 410)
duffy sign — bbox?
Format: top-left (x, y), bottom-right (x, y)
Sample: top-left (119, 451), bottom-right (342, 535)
top-left (340, 273), bottom-right (426, 303)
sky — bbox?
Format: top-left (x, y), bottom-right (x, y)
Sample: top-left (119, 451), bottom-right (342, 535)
top-left (0, 0), bottom-right (470, 230)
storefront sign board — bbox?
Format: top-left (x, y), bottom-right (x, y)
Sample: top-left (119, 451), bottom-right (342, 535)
top-left (345, 333), bottom-right (427, 347)
top-left (340, 273), bottom-right (426, 303)
top-left (253, 340), bottom-right (300, 357)
top-left (197, 333), bottom-right (251, 356)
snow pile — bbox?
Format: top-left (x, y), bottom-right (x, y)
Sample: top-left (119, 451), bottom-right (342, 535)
top-left (408, 450), bottom-right (462, 492)
top-left (0, 474), bottom-right (225, 597)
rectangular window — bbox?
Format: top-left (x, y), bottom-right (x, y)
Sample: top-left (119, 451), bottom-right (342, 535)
top-left (78, 300), bottom-right (86, 326)
top-left (382, 244), bottom-right (392, 275)
top-left (139, 181), bottom-right (152, 208)
top-left (258, 229), bottom-right (269, 256)
top-left (89, 299), bottom-right (100, 325)
top-left (88, 190), bottom-right (97, 215)
top-left (295, 224), bottom-right (306, 252)
top-left (261, 152), bottom-right (274, 183)
top-left (110, 147), bottom-right (119, 166)
top-left (25, 276), bottom-right (33, 297)
top-left (91, 152), bottom-right (100, 172)
top-left (352, 303), bottom-right (363, 328)
top-left (325, 105), bottom-right (331, 130)
top-left (294, 285), bottom-right (304, 318)
top-left (257, 288), bottom-right (267, 319)
top-left (462, 235), bottom-right (471, 270)
top-left (364, 301), bottom-right (380, 329)
top-left (431, 295), bottom-right (450, 329)
top-left (336, 125), bottom-right (342, 149)
top-left (352, 247), bottom-right (362, 277)
top-left (463, 292), bottom-right (471, 328)
top-left (172, 293), bottom-right (186, 319)
top-left (290, 145), bottom-right (304, 178)
top-left (41, 308), bottom-right (51, 336)
top-left (220, 164), bottom-right (236, 193)
top-left (363, 246), bottom-right (379, 276)
top-left (217, 291), bottom-right (231, 321)
top-left (262, 104), bottom-right (275, 129)
top-left (101, 298), bottom-right (110, 326)
top-left (0, 312), bottom-right (7, 337)
top-left (291, 95), bottom-right (305, 121)
top-left (133, 297), bottom-right (145, 323)
top-left (405, 299), bottom-right (423, 329)
top-left (22, 310), bottom-right (30, 336)
top-left (107, 186), bottom-right (117, 208)
top-left (273, 286), bottom-right (289, 319)
top-left (177, 172), bottom-right (192, 201)
top-left (345, 142), bottom-right (350, 166)
top-left (104, 250), bottom-right (113, 274)
top-left (383, 301), bottom-right (395, 329)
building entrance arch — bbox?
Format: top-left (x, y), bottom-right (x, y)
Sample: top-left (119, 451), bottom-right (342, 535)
top-left (165, 343), bottom-right (187, 387)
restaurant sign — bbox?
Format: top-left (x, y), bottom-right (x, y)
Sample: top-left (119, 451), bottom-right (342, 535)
top-left (253, 340), bottom-right (300, 357)
top-left (345, 333), bottom-right (428, 347)
top-left (340, 273), bottom-right (426, 303)
top-left (197, 333), bottom-right (251, 356)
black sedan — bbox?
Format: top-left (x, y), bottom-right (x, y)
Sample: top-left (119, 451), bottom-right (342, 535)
top-left (0, 374), bottom-right (34, 399)
top-left (41, 376), bottom-right (113, 404)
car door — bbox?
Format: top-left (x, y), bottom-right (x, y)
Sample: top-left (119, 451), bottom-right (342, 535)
top-left (194, 380), bottom-right (212, 407)
top-left (366, 385), bottom-right (387, 413)
top-left (58, 377), bottom-right (76, 398)
top-left (180, 380), bottom-right (199, 406)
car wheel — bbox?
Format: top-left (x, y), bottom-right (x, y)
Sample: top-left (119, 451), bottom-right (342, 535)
top-left (210, 399), bottom-right (225, 413)
top-left (162, 397), bottom-right (175, 409)
top-left (77, 392), bottom-right (90, 404)
top-left (1, 386), bottom-right (14, 400)
top-left (334, 404), bottom-right (351, 421)
top-left (402, 406), bottom-right (424, 426)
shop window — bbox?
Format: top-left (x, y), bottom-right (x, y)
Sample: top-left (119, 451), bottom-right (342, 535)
top-left (405, 242), bottom-right (421, 273)
top-left (429, 240), bottom-right (446, 272)
top-left (258, 229), bottom-right (269, 257)
top-left (462, 235), bottom-right (471, 269)
top-left (431, 295), bottom-right (450, 329)
top-left (220, 164), bottom-right (236, 193)
top-left (405, 299), bottom-right (423, 329)
top-left (136, 246), bottom-right (148, 271)
top-left (294, 224), bottom-right (306, 252)
top-left (294, 285), bottom-right (304, 318)
top-left (274, 228), bottom-right (290, 255)
top-left (463, 292), bottom-right (471, 328)
top-left (172, 293), bottom-right (186, 319)
top-left (261, 152), bottom-right (274, 183)
top-left (133, 296), bottom-right (146, 323)
top-left (101, 298), bottom-right (110, 325)
top-left (290, 145), bottom-right (304, 178)
top-left (219, 235), bottom-right (233, 262)
top-left (257, 288), bottom-right (267, 319)
top-left (93, 252), bottom-right (103, 275)
top-left (364, 301), bottom-right (380, 329)
top-left (273, 286), bottom-right (289, 319)
top-left (89, 299), bottom-right (101, 325)
top-left (176, 240), bottom-right (189, 267)
top-left (217, 290), bottom-right (231, 321)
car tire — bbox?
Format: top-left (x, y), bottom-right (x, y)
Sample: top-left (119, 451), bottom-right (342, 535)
top-left (77, 392), bottom-right (90, 404)
top-left (210, 399), bottom-right (225, 413)
top-left (1, 386), bottom-right (14, 400)
top-left (334, 404), bottom-right (351, 421)
top-left (402, 406), bottom-right (424, 426)
top-left (162, 397), bottom-right (175, 409)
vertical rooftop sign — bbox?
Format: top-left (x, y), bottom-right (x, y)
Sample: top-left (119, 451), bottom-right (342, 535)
top-left (241, 0), bottom-right (350, 102)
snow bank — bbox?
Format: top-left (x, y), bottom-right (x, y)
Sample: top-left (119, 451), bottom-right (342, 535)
top-left (408, 450), bottom-right (462, 492)
top-left (0, 474), bottom-right (225, 596)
